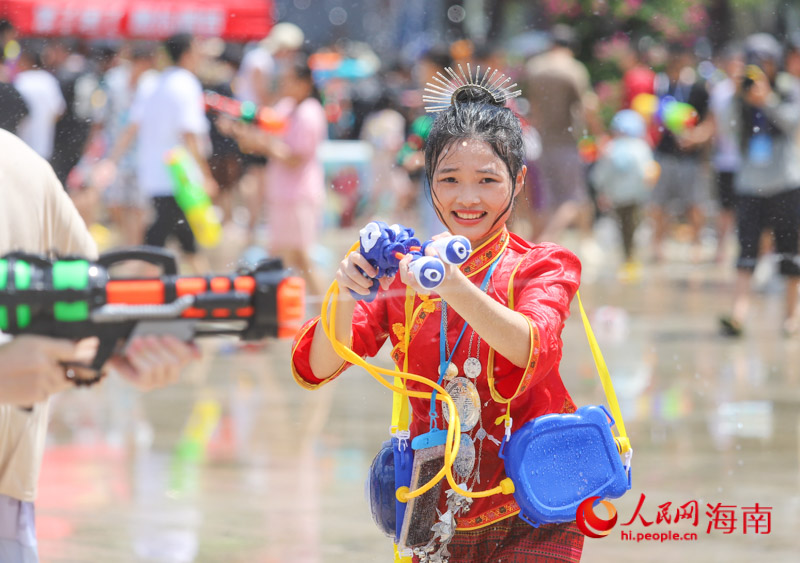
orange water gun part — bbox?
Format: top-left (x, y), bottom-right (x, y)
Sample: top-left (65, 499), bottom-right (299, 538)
top-left (204, 90), bottom-right (287, 134)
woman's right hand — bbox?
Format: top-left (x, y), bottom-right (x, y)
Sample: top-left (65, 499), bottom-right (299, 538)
top-left (335, 252), bottom-right (392, 297)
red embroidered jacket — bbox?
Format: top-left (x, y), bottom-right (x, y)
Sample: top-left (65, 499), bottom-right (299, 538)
top-left (291, 228), bottom-right (581, 530)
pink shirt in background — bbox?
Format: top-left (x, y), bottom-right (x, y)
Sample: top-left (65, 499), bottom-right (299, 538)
top-left (265, 96), bottom-right (327, 205)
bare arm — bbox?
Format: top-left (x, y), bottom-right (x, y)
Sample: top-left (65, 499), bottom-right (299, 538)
top-left (308, 294), bottom-right (357, 379)
top-left (182, 132), bottom-right (214, 178)
top-left (308, 251), bottom-right (388, 379)
top-left (257, 134), bottom-right (306, 167)
top-left (183, 132), bottom-right (219, 196)
top-left (109, 122), bottom-right (138, 164)
top-left (399, 255), bottom-right (531, 368)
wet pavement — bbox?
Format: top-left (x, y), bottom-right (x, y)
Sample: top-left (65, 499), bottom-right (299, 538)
top-left (36, 227), bottom-right (800, 562)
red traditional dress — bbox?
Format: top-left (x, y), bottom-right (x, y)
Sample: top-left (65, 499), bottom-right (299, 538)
top-left (291, 228), bottom-right (584, 561)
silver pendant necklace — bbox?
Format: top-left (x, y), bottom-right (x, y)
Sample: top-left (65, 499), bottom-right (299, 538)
top-left (441, 302), bottom-right (459, 381)
top-left (462, 329), bottom-right (482, 379)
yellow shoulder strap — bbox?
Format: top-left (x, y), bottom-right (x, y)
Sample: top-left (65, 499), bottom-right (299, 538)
top-left (487, 250), bottom-right (631, 455)
top-left (390, 286), bottom-right (415, 434)
top-left (576, 290), bottom-right (630, 454)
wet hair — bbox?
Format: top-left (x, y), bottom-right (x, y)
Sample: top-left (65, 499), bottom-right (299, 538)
top-left (0, 19), bottom-right (14, 35)
top-left (288, 52), bottom-right (321, 101)
top-left (18, 38), bottom-right (44, 68)
top-left (551, 24), bottom-right (577, 50)
top-left (421, 44), bottom-right (452, 70)
top-left (424, 85), bottom-right (525, 231)
top-left (164, 33), bottom-right (193, 65)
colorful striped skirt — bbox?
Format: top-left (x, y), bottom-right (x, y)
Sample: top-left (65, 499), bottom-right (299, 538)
top-left (414, 517), bottom-right (584, 563)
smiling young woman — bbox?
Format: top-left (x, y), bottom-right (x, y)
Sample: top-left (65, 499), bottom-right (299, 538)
top-left (292, 69), bottom-right (584, 563)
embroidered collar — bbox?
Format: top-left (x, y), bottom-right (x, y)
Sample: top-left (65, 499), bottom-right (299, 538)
top-left (460, 228), bottom-right (509, 277)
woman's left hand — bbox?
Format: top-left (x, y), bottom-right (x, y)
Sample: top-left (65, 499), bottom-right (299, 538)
top-left (398, 232), bottom-right (465, 299)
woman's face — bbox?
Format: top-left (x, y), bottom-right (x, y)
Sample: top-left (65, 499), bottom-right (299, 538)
top-left (431, 138), bottom-right (525, 248)
top-left (280, 68), bottom-right (311, 101)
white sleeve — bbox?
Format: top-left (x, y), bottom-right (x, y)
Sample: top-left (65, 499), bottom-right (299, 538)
top-left (128, 75), bottom-right (158, 125)
top-left (178, 75), bottom-right (208, 135)
top-left (129, 83), bottom-right (146, 125)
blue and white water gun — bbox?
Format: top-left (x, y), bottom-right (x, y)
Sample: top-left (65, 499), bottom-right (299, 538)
top-left (351, 221), bottom-right (471, 302)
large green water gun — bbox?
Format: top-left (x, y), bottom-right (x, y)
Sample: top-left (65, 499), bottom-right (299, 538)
top-left (0, 247), bottom-right (305, 380)
top-left (165, 148), bottom-right (222, 249)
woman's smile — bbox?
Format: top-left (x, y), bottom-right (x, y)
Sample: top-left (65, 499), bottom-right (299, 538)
top-left (452, 209), bottom-right (488, 224)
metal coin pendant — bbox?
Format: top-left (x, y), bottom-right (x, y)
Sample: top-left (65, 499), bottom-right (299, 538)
top-left (463, 357), bottom-right (482, 379)
top-left (453, 434), bottom-right (476, 479)
top-left (444, 363), bottom-right (459, 381)
top-left (441, 377), bottom-right (481, 432)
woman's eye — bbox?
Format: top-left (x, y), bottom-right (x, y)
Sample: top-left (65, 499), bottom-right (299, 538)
top-left (480, 177), bottom-right (498, 183)
top-left (438, 177), bottom-right (457, 183)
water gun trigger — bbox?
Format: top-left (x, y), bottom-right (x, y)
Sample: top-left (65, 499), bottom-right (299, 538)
top-left (349, 274), bottom-right (380, 302)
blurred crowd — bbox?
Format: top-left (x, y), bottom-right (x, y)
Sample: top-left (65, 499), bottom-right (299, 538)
top-left (2, 18), bottom-right (800, 337)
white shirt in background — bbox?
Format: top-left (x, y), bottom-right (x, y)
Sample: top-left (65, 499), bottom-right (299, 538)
top-left (13, 69), bottom-right (66, 160)
top-left (129, 66), bottom-right (208, 197)
top-left (235, 46), bottom-right (275, 103)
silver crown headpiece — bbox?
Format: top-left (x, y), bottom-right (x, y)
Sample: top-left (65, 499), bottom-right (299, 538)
top-left (422, 63), bottom-right (522, 113)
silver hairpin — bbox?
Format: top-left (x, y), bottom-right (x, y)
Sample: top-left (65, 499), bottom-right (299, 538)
top-left (422, 63), bottom-right (522, 113)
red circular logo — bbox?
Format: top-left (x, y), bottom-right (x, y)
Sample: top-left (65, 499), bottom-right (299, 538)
top-left (575, 496), bottom-right (618, 538)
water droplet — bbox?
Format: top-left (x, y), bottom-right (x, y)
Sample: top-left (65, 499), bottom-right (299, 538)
top-left (447, 5), bottom-right (466, 22)
top-left (329, 7), bottom-right (347, 25)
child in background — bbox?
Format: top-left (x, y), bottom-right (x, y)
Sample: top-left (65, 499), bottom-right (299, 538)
top-left (590, 109), bottom-right (659, 280)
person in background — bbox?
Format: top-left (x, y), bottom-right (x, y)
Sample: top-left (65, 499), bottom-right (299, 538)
top-left (13, 40), bottom-right (66, 162)
top-left (107, 33), bottom-right (217, 274)
top-left (708, 43), bottom-right (745, 264)
top-left (100, 42), bottom-right (159, 247)
top-left (648, 44), bottom-right (713, 262)
top-left (0, 53), bottom-right (28, 134)
top-left (220, 54), bottom-right (327, 297)
top-left (718, 34), bottom-right (800, 337)
top-left (204, 43), bottom-right (245, 226)
top-left (525, 24), bottom-right (601, 244)
top-left (359, 87), bottom-right (407, 218)
top-left (235, 22), bottom-right (305, 108)
top-left (620, 39), bottom-right (656, 110)
top-left (784, 32), bottom-right (800, 80)
top-left (590, 110), bottom-right (659, 280)
top-left (234, 22), bottom-right (306, 243)
top-left (396, 44), bottom-right (451, 232)
top-left (47, 39), bottom-right (110, 187)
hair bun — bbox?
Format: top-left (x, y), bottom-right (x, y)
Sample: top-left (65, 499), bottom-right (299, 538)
top-left (423, 64), bottom-right (521, 113)
top-left (452, 85), bottom-right (501, 107)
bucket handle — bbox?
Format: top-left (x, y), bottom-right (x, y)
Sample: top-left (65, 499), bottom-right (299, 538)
top-left (518, 512), bottom-right (541, 528)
